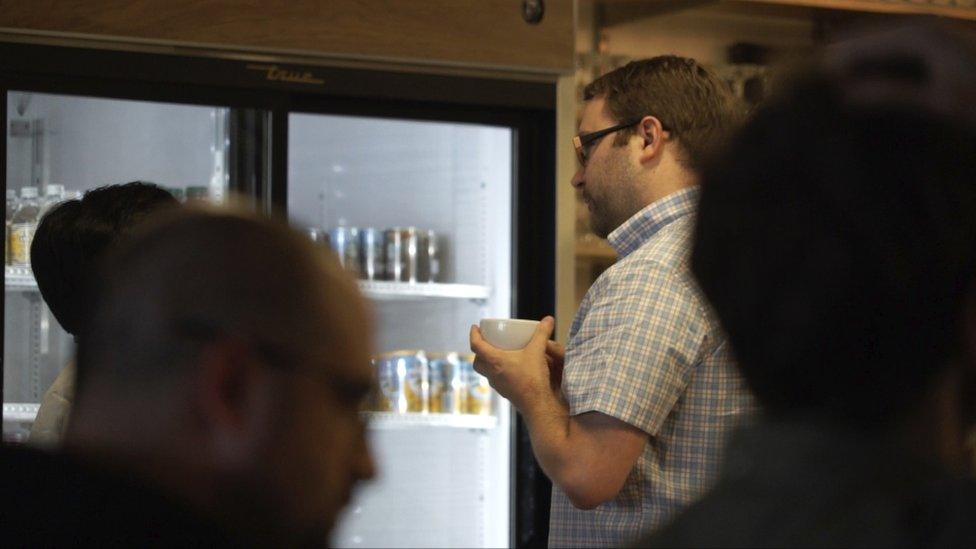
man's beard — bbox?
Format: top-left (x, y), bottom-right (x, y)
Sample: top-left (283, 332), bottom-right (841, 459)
top-left (585, 189), bottom-right (634, 239)
top-left (585, 194), bottom-right (613, 238)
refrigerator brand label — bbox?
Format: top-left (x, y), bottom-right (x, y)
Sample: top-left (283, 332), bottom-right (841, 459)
top-left (246, 64), bottom-right (324, 85)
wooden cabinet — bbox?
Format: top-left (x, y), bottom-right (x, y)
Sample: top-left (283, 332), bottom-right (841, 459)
top-left (0, 0), bottom-right (575, 73)
top-left (740, 0), bottom-right (975, 20)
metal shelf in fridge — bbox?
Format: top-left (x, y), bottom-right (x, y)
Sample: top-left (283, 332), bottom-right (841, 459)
top-left (363, 412), bottom-right (498, 430)
top-left (5, 265), bottom-right (38, 291)
top-left (357, 280), bottom-right (490, 302)
top-left (3, 403), bottom-right (40, 423)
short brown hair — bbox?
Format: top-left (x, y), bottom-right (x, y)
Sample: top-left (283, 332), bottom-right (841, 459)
top-left (584, 55), bottom-right (744, 171)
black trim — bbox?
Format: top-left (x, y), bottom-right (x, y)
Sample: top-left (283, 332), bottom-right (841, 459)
top-left (0, 42), bottom-right (555, 110)
top-left (0, 40), bottom-right (558, 546)
top-left (269, 107), bottom-right (289, 219)
top-left (512, 109), bottom-right (556, 549)
top-left (228, 108), bottom-right (269, 199)
top-left (0, 82), bottom-right (6, 404)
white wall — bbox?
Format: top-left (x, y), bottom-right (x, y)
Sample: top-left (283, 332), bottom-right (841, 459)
top-left (6, 91), bottom-right (219, 194)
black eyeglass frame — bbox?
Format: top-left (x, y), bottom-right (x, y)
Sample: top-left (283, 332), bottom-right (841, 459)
top-left (572, 117), bottom-right (643, 166)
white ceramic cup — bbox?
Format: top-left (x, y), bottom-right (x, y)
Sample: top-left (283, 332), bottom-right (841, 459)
top-left (479, 318), bottom-right (540, 350)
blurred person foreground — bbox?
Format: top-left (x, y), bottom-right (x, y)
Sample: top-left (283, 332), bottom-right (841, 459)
top-left (642, 21), bottom-right (976, 548)
top-left (2, 207), bottom-right (376, 547)
top-left (28, 182), bottom-right (179, 447)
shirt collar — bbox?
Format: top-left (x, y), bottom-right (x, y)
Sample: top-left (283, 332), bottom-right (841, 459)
top-left (606, 186), bottom-right (700, 259)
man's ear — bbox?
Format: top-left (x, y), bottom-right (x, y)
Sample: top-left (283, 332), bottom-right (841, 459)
top-left (637, 115), bottom-right (667, 165)
top-left (193, 338), bottom-right (275, 469)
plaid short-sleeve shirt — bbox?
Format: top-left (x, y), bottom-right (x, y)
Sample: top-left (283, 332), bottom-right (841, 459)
top-left (548, 187), bottom-right (755, 548)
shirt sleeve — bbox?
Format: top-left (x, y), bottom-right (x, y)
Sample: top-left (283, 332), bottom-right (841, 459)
top-left (562, 260), bottom-right (708, 436)
top-left (28, 362), bottom-right (76, 448)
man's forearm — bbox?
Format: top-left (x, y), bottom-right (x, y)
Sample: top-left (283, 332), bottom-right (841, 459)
top-left (519, 391), bottom-right (580, 498)
top-left (518, 391), bottom-right (648, 510)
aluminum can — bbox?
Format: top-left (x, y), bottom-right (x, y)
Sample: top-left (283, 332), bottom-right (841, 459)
top-left (373, 355), bottom-right (396, 412)
top-left (305, 227), bottom-right (328, 247)
top-left (383, 228), bottom-right (403, 281)
top-left (459, 353), bottom-right (492, 415)
top-left (420, 229), bottom-right (440, 282)
top-left (359, 228), bottom-right (384, 280)
top-left (385, 227), bottom-right (420, 282)
top-left (428, 352), bottom-right (466, 414)
top-left (375, 350), bottom-right (428, 413)
top-left (401, 227), bottom-right (420, 283)
top-left (329, 226), bottom-right (361, 277)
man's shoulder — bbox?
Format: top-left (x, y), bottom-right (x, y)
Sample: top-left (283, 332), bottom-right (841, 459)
top-left (0, 445), bottom-right (241, 547)
top-left (604, 215), bottom-right (694, 289)
top-left (575, 220), bottom-right (715, 340)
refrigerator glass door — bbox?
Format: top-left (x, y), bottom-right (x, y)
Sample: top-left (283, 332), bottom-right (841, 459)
top-left (3, 91), bottom-right (232, 443)
top-left (288, 112), bottom-right (513, 548)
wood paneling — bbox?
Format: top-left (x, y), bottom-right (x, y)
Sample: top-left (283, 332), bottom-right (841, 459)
top-left (0, 0), bottom-right (575, 73)
top-left (737, 0), bottom-right (976, 20)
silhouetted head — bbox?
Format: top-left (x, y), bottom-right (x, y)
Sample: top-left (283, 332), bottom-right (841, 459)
top-left (30, 181), bottom-right (178, 335)
top-left (692, 22), bottom-right (976, 433)
top-left (71, 207), bottom-right (376, 546)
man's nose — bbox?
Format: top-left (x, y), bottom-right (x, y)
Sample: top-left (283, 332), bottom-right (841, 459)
top-left (571, 166), bottom-right (585, 189)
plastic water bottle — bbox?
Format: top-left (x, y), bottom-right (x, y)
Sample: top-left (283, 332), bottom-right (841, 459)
top-left (6, 189), bottom-right (17, 265)
top-left (39, 184), bottom-right (65, 218)
top-left (9, 186), bottom-right (40, 266)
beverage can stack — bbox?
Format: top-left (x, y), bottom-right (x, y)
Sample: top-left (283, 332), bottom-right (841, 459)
top-left (370, 350), bottom-right (493, 416)
top-left (305, 225), bottom-right (443, 283)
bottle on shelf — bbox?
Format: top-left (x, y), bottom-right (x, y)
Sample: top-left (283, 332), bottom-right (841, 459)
top-left (6, 189), bottom-right (18, 265)
top-left (164, 187), bottom-right (185, 202)
top-left (39, 184), bottom-right (65, 218)
top-left (185, 186), bottom-right (209, 203)
top-left (9, 186), bottom-right (40, 266)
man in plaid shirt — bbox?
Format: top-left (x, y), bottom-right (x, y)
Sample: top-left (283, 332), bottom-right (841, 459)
top-left (471, 57), bottom-right (754, 547)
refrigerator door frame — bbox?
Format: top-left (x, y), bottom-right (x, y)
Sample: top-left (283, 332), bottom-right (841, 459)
top-left (0, 40), bottom-right (555, 548)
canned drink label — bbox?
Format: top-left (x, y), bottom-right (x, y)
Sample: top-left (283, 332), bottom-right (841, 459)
top-left (384, 229), bottom-right (403, 281)
top-left (428, 359), bottom-right (445, 414)
top-left (448, 372), bottom-right (469, 414)
top-left (402, 227), bottom-right (419, 283)
top-left (401, 351), bottom-right (429, 413)
top-left (467, 373), bottom-right (493, 415)
top-left (419, 230), bottom-right (439, 283)
top-left (458, 355), bottom-right (491, 415)
top-left (375, 358), bottom-right (402, 413)
top-left (330, 227), bottom-right (361, 277)
top-left (9, 224), bottom-right (33, 266)
top-left (360, 229), bottom-right (384, 280)
top-left (429, 354), bottom-right (465, 414)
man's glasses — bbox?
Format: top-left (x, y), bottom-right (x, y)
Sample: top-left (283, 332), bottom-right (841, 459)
top-left (573, 117), bottom-right (643, 166)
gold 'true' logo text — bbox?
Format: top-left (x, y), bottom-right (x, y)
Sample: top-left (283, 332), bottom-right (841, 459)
top-left (246, 64), bottom-right (325, 85)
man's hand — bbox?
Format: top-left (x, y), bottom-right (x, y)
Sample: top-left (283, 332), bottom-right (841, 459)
top-left (470, 316), bottom-right (556, 413)
top-left (545, 340), bottom-right (566, 389)
top-left (473, 317), bottom-right (648, 510)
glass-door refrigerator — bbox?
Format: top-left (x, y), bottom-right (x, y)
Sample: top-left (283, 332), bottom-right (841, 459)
top-left (3, 91), bottom-right (235, 443)
top-left (289, 113), bottom-right (514, 547)
top-left (0, 41), bottom-right (555, 547)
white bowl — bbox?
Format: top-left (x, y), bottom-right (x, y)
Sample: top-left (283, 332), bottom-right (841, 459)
top-left (479, 318), bottom-right (540, 350)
